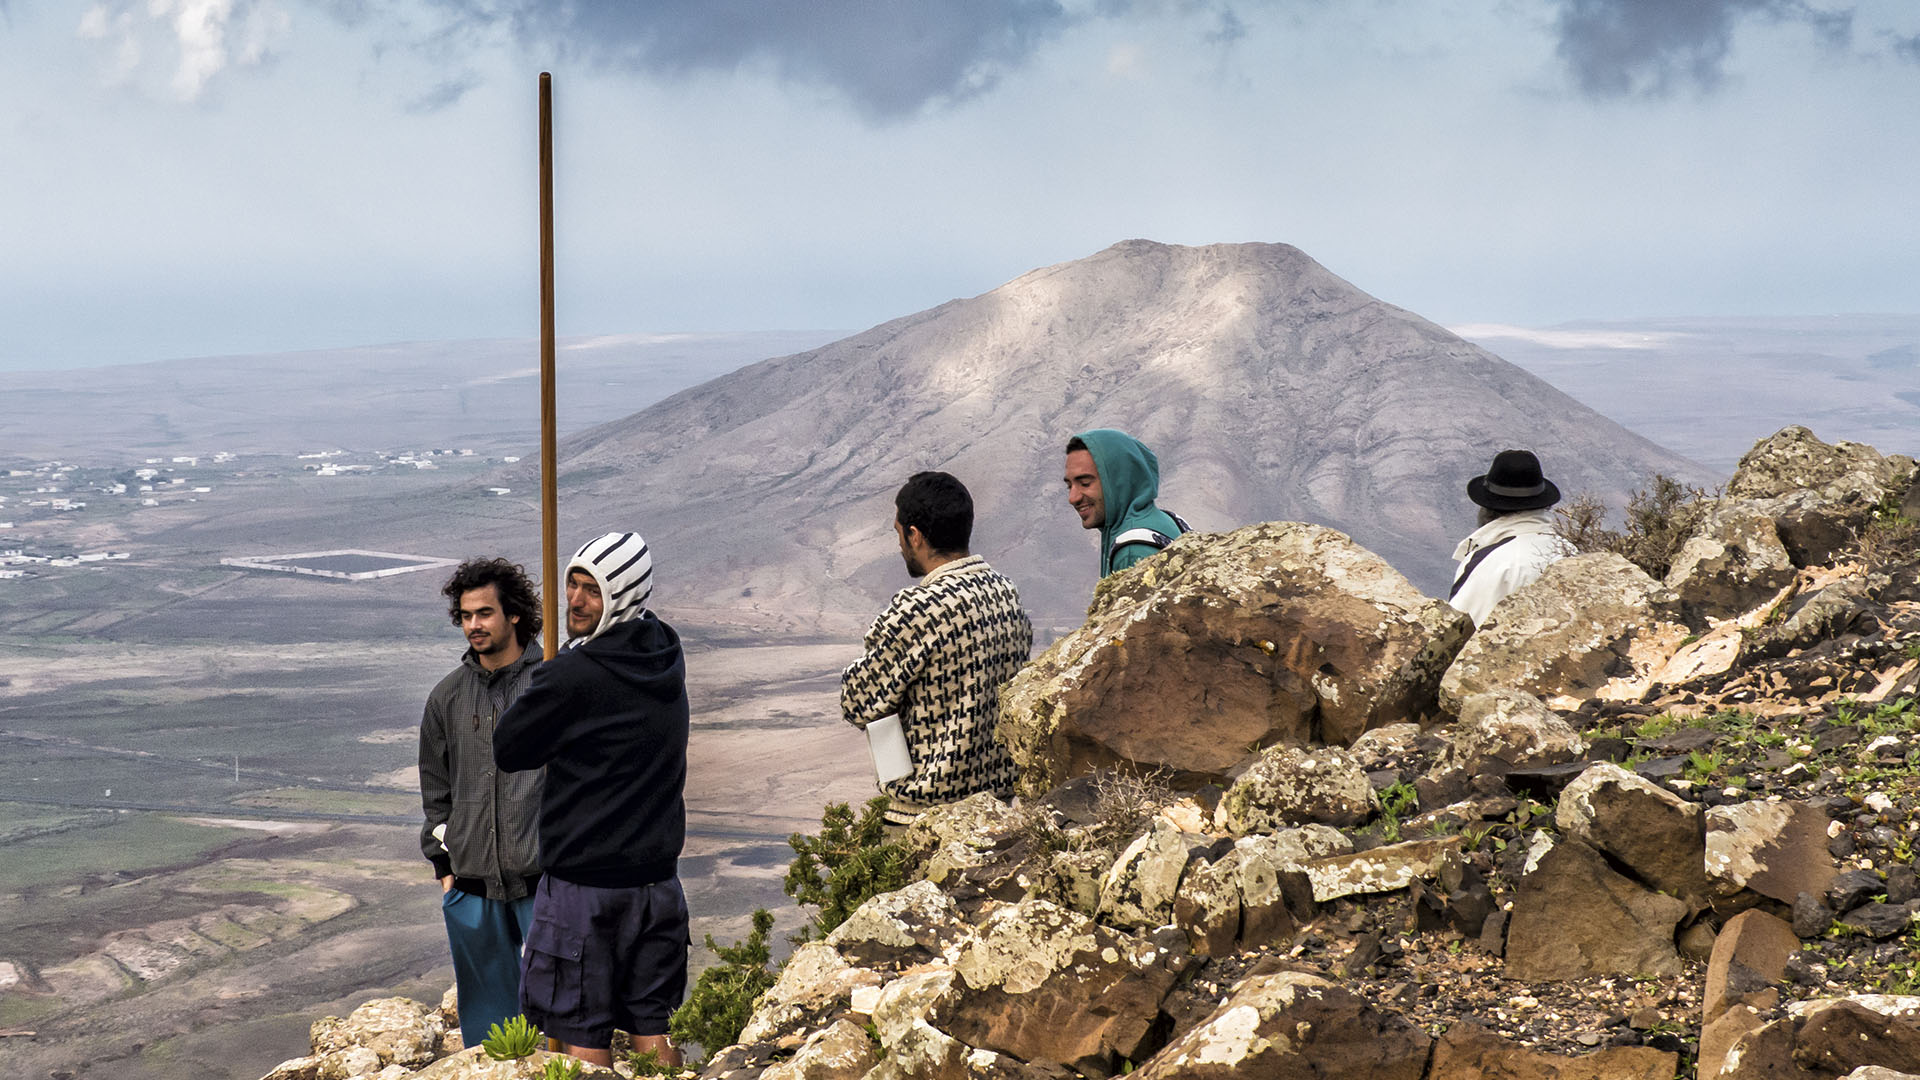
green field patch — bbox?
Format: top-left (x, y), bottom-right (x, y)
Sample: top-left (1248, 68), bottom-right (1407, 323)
top-left (192, 913), bottom-right (275, 951)
top-left (0, 802), bottom-right (113, 843)
top-left (231, 786), bottom-right (417, 817)
top-left (0, 814), bottom-right (252, 894)
top-left (179, 869), bottom-right (357, 924)
top-left (0, 991), bottom-right (64, 1029)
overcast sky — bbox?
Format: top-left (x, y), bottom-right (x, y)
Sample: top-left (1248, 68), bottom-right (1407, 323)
top-left (3, 0), bottom-right (1916, 370)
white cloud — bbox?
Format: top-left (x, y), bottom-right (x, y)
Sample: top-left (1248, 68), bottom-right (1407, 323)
top-left (76, 0), bottom-right (288, 101)
top-left (1449, 324), bottom-right (1691, 350)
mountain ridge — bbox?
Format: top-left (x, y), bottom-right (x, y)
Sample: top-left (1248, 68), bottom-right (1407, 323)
top-left (496, 239), bottom-right (1707, 624)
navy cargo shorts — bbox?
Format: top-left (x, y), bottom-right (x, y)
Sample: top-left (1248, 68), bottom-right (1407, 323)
top-left (518, 874), bottom-right (690, 1048)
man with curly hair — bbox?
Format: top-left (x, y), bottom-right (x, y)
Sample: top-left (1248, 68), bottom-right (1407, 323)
top-left (419, 556), bottom-right (544, 1048)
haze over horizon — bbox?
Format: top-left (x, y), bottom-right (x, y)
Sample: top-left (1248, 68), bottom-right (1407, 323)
top-left (3, 0), bottom-right (1917, 372)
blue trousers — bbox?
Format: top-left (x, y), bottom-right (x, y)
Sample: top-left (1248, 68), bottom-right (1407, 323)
top-left (442, 888), bottom-right (537, 1048)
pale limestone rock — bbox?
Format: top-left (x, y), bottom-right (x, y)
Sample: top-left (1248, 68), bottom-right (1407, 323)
top-left (309, 997), bottom-right (446, 1070)
top-left (1667, 500), bottom-right (1797, 618)
top-left (1434, 688), bottom-right (1585, 773)
top-left (823, 880), bottom-right (970, 968)
top-left (1301, 836), bottom-right (1465, 903)
top-left (946, 898), bottom-right (1187, 1070)
top-left (739, 940), bottom-right (886, 1045)
top-left (1097, 817), bottom-right (1213, 929)
top-left (1218, 744), bottom-right (1378, 836)
top-left (867, 968), bottom-right (960, 1049)
top-left (759, 1018), bottom-right (881, 1080)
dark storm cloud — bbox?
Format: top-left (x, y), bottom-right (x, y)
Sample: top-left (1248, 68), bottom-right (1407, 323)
top-left (1551, 0), bottom-right (1853, 98)
top-left (440, 0), bottom-right (1079, 120)
top-left (1895, 32), bottom-right (1920, 64)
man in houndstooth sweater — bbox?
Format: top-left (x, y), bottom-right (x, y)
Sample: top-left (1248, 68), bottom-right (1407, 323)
top-left (842, 472), bottom-right (1034, 829)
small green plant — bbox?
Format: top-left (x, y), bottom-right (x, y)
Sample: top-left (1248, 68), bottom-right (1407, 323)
top-left (1633, 713), bottom-right (1682, 741)
top-left (542, 1057), bottom-right (584, 1080)
top-left (784, 797), bottom-right (913, 941)
top-left (1683, 750), bottom-right (1724, 783)
top-left (627, 1047), bottom-right (675, 1076)
top-left (669, 908), bottom-right (778, 1058)
top-left (1376, 781), bottom-right (1419, 841)
top-left (1904, 641), bottom-right (1920, 661)
top-left (481, 1014), bottom-right (542, 1061)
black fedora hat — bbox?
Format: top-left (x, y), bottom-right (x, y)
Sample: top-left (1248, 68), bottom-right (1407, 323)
top-left (1468, 449), bottom-right (1561, 511)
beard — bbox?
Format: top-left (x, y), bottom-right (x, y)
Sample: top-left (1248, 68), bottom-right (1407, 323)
top-left (900, 550), bottom-right (927, 578)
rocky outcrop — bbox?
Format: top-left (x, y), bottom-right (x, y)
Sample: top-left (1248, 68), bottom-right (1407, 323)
top-left (264, 426), bottom-right (1920, 1080)
top-left (1704, 799), bottom-right (1839, 906)
top-left (1667, 501), bottom-right (1798, 619)
top-left (999, 522), bottom-right (1471, 795)
top-left (1723, 426), bottom-right (1915, 566)
top-left (1439, 553), bottom-right (1691, 712)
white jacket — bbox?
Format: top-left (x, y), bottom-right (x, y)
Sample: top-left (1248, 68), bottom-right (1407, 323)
top-left (1447, 510), bottom-right (1575, 627)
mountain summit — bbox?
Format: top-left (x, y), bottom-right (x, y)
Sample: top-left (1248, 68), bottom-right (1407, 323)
top-left (533, 240), bottom-right (1704, 625)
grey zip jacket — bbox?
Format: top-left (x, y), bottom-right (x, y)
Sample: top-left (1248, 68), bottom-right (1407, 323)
top-left (419, 644), bottom-right (543, 899)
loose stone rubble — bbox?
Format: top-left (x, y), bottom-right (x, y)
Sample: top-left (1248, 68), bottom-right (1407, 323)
top-left (260, 427), bottom-right (1920, 1080)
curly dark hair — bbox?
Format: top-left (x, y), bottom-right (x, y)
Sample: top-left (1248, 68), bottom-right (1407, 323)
top-left (442, 557), bottom-right (542, 646)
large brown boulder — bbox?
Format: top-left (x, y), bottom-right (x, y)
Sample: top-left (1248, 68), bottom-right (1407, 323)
top-left (1505, 838), bottom-right (1689, 981)
top-left (1132, 971), bottom-right (1430, 1080)
top-left (998, 522), bottom-right (1471, 796)
top-left (1428, 1020), bottom-right (1678, 1080)
top-left (1725, 426), bottom-right (1916, 566)
top-left (1556, 762), bottom-right (1711, 902)
top-left (1705, 799), bottom-right (1840, 906)
top-left (1440, 553), bottom-right (1691, 712)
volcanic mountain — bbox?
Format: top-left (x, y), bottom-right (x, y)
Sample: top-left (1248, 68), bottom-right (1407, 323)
top-left (504, 239), bottom-right (1706, 628)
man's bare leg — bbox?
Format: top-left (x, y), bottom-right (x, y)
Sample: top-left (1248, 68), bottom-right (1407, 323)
top-left (630, 1034), bottom-right (682, 1067)
top-left (561, 1044), bottom-right (613, 1067)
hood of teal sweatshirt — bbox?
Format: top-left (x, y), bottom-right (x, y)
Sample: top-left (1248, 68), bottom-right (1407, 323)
top-left (1076, 428), bottom-right (1181, 576)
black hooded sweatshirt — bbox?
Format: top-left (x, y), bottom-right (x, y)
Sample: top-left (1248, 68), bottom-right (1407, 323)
top-left (493, 612), bottom-right (688, 887)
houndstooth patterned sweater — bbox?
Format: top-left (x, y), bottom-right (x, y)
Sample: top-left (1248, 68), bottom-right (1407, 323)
top-left (841, 555), bottom-right (1033, 806)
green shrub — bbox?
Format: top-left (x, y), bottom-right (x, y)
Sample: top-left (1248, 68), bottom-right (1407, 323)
top-left (541, 1057), bottom-right (583, 1080)
top-left (783, 797), bottom-right (912, 941)
top-left (668, 908), bottom-right (778, 1058)
top-left (480, 1014), bottom-right (542, 1061)
top-left (1554, 474), bottom-right (1711, 579)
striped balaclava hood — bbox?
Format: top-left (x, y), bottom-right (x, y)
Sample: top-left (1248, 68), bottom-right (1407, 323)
top-left (565, 531), bottom-right (653, 647)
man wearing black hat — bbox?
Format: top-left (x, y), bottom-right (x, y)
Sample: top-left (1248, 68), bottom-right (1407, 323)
top-left (1448, 449), bottom-right (1575, 627)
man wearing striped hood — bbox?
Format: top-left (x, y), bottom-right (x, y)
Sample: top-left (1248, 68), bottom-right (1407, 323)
top-left (494, 531), bottom-right (690, 1068)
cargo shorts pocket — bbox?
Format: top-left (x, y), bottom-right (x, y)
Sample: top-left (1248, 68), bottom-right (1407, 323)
top-left (521, 919), bottom-right (588, 1020)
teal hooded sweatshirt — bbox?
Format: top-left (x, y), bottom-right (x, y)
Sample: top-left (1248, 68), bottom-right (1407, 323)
top-left (1076, 428), bottom-right (1183, 577)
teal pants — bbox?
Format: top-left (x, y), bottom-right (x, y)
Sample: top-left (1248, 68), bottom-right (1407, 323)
top-left (442, 888), bottom-right (537, 1048)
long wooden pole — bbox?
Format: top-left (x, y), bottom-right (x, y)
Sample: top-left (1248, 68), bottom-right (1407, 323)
top-left (539, 73), bottom-right (560, 661)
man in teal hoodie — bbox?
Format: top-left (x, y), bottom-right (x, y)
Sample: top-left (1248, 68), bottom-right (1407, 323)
top-left (1064, 428), bottom-right (1188, 577)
